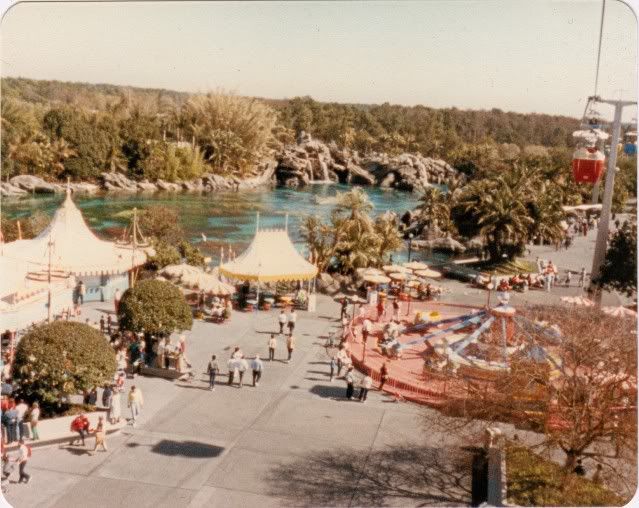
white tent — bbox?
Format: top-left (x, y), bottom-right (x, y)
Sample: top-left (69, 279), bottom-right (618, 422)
top-left (162, 263), bottom-right (235, 295)
top-left (1, 190), bottom-right (149, 277)
top-left (219, 228), bottom-right (318, 282)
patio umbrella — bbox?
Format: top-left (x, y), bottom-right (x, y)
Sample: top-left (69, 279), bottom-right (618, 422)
top-left (402, 261), bottom-right (429, 271)
top-left (358, 267), bottom-right (385, 277)
top-left (389, 272), bottom-right (409, 281)
top-left (602, 306), bottom-right (637, 318)
top-left (363, 274), bottom-right (391, 284)
top-left (161, 263), bottom-right (203, 280)
top-left (383, 264), bottom-right (411, 273)
top-left (560, 296), bottom-right (595, 307)
top-left (415, 269), bottom-right (442, 279)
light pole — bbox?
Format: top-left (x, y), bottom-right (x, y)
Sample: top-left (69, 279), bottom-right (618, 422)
top-left (407, 233), bottom-right (414, 262)
top-left (589, 97), bottom-right (635, 303)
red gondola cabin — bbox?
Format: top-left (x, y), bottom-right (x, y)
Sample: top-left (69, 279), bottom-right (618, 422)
top-left (572, 147), bottom-right (605, 184)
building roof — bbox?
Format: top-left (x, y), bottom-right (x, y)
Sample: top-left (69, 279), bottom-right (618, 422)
top-left (1, 190), bottom-right (148, 280)
top-left (219, 228), bottom-right (318, 282)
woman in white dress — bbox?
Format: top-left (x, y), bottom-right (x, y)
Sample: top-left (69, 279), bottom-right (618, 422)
top-left (109, 390), bottom-right (122, 424)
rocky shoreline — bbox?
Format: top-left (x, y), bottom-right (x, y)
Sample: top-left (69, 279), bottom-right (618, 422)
top-left (1, 134), bottom-right (464, 198)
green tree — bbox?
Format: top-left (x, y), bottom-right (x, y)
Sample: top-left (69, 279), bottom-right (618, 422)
top-left (145, 241), bottom-right (181, 271)
top-left (12, 322), bottom-right (116, 411)
top-left (182, 92), bottom-right (277, 175)
top-left (118, 279), bottom-right (193, 335)
top-left (594, 219), bottom-right (637, 297)
top-left (139, 205), bottom-right (184, 245)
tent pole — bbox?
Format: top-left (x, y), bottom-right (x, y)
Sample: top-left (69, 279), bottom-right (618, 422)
top-left (256, 280), bottom-right (260, 311)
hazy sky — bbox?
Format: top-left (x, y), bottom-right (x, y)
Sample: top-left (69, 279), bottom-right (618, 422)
top-left (1, 1), bottom-right (637, 119)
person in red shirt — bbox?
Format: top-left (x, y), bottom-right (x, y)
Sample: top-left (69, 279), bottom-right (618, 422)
top-left (69, 414), bottom-right (90, 447)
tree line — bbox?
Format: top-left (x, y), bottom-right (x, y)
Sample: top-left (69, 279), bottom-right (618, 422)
top-left (2, 76), bottom-right (585, 183)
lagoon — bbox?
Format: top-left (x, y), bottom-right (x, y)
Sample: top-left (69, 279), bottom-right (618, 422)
top-left (2, 184), bottom-right (428, 264)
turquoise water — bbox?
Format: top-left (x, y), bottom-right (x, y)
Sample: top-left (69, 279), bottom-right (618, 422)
top-left (2, 184), bottom-right (425, 264)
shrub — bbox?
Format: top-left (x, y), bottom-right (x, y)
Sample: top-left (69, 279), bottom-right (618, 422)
top-left (118, 279), bottom-right (192, 335)
top-left (12, 322), bottom-right (116, 412)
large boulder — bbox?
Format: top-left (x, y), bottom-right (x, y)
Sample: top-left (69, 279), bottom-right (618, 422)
top-left (347, 162), bottom-right (375, 185)
top-left (0, 182), bottom-right (28, 197)
top-left (100, 172), bottom-right (137, 192)
top-left (137, 180), bottom-right (158, 192)
top-left (9, 175), bottom-right (58, 194)
top-left (156, 179), bottom-right (181, 192)
top-left (69, 182), bottom-right (100, 194)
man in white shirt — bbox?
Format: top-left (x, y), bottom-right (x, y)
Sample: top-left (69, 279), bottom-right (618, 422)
top-left (267, 334), bottom-right (277, 361)
top-left (15, 399), bottom-right (29, 441)
top-left (278, 310), bottom-right (288, 335)
top-left (359, 373), bottom-right (373, 402)
top-left (287, 310), bottom-right (297, 336)
top-left (251, 355), bottom-right (264, 387)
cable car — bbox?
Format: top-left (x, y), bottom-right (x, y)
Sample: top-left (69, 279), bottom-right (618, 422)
top-left (623, 131), bottom-right (637, 156)
top-left (572, 147), bottom-right (605, 184)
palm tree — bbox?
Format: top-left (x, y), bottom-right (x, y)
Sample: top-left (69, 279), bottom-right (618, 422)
top-left (416, 187), bottom-right (453, 236)
top-left (334, 188), bottom-right (373, 220)
top-left (458, 177), bottom-right (533, 261)
top-left (375, 213), bottom-right (403, 263)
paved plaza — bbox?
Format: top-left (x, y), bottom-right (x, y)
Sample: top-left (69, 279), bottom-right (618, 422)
top-left (3, 296), bottom-right (476, 508)
top-left (3, 223), bottom-right (632, 507)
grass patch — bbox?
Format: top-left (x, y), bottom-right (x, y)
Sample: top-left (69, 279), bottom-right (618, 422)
top-left (506, 444), bottom-right (625, 506)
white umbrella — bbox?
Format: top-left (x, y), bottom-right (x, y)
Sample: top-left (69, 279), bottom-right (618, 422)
top-left (161, 263), bottom-right (203, 280)
top-left (560, 296), bottom-right (595, 307)
top-left (389, 272), bottom-right (409, 281)
top-left (415, 269), bottom-right (442, 279)
top-left (358, 267), bottom-right (385, 277)
top-left (363, 274), bottom-right (391, 284)
top-left (602, 306), bottom-right (637, 318)
top-left (195, 274), bottom-right (236, 296)
top-left (383, 265), bottom-right (411, 273)
top-left (402, 261), bottom-right (429, 271)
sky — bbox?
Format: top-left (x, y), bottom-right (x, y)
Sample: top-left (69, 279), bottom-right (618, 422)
top-left (1, 0), bottom-right (637, 119)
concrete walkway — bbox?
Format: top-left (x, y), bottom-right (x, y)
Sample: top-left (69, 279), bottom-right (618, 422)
top-left (3, 297), bottom-right (475, 508)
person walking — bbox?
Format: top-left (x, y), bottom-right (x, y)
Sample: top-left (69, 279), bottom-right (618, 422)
top-left (379, 362), bottom-right (389, 391)
top-left (207, 355), bottom-right (219, 391)
top-left (287, 309), bottom-right (297, 336)
top-left (114, 288), bottom-right (122, 314)
top-left (227, 358), bottom-right (236, 385)
top-left (286, 334), bottom-right (296, 363)
top-left (278, 310), bottom-right (288, 335)
top-left (359, 372), bottom-right (373, 402)
top-left (90, 416), bottom-right (108, 455)
top-left (267, 334), bottom-right (277, 361)
top-left (237, 357), bottom-right (248, 388)
top-left (127, 386), bottom-right (144, 427)
top-left (77, 280), bottom-right (86, 305)
top-left (109, 389), bottom-right (122, 425)
top-left (564, 270), bottom-right (572, 287)
top-left (392, 299), bottom-right (400, 321)
top-left (376, 299), bottom-right (384, 321)
top-left (345, 367), bottom-right (355, 400)
top-left (579, 267), bottom-right (587, 289)
top-left (362, 318), bottom-right (372, 345)
top-left (329, 356), bottom-right (337, 382)
top-left (100, 315), bottom-right (106, 334)
top-left (15, 439), bottom-right (31, 484)
top-left (69, 414), bottom-right (90, 446)
top-left (15, 399), bottom-right (29, 441)
top-left (340, 298), bottom-right (348, 321)
top-left (28, 403), bottom-right (40, 441)
top-left (251, 355), bottom-right (264, 387)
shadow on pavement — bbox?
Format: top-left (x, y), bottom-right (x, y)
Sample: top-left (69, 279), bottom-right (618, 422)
top-left (309, 385), bottom-right (347, 399)
top-left (127, 440), bottom-right (224, 458)
top-left (266, 445), bottom-right (473, 507)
